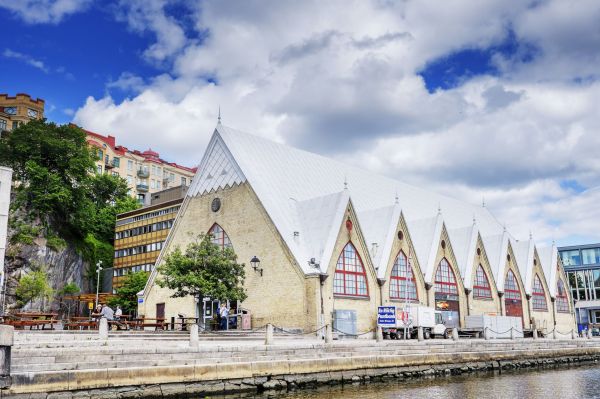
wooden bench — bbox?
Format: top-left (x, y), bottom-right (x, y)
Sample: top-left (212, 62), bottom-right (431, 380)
top-left (129, 318), bottom-right (166, 331)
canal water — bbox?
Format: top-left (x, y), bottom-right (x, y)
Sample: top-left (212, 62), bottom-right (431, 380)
top-left (216, 365), bottom-right (600, 399)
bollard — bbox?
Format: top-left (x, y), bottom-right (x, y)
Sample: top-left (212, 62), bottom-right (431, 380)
top-left (532, 329), bottom-right (538, 340)
top-left (376, 326), bottom-right (383, 342)
top-left (572, 329), bottom-right (577, 340)
top-left (265, 324), bottom-right (274, 345)
top-left (189, 324), bottom-right (199, 347)
top-left (99, 318), bottom-right (108, 341)
top-left (553, 329), bottom-right (558, 340)
top-left (418, 326), bottom-right (424, 342)
top-left (0, 325), bottom-right (14, 388)
top-left (484, 327), bottom-right (490, 340)
top-left (452, 328), bottom-right (459, 341)
top-left (510, 327), bottom-right (515, 341)
top-left (588, 329), bottom-right (592, 340)
top-left (325, 323), bottom-right (333, 344)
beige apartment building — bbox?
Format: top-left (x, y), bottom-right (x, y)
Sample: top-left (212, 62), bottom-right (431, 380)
top-left (0, 93), bottom-right (45, 133)
top-left (79, 126), bottom-right (196, 205)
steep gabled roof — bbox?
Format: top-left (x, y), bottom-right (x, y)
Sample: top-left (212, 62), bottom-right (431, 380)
top-left (538, 243), bottom-right (559, 297)
top-left (359, 204), bottom-right (400, 278)
top-left (447, 223), bottom-right (479, 289)
top-left (406, 213), bottom-right (444, 283)
top-left (185, 124), bottom-right (509, 276)
top-left (482, 231), bottom-right (510, 290)
top-left (513, 238), bottom-right (535, 295)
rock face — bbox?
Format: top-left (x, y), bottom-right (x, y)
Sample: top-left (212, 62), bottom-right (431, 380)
top-left (3, 231), bottom-right (88, 313)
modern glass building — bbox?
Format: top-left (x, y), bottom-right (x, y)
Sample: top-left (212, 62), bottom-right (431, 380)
top-left (558, 243), bottom-right (600, 331)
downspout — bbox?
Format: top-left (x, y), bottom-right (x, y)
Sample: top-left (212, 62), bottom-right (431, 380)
top-left (425, 282), bottom-right (432, 307)
top-left (551, 297), bottom-right (557, 328)
top-left (526, 294), bottom-right (533, 328)
top-left (498, 292), bottom-right (505, 316)
top-left (377, 278), bottom-right (386, 306)
top-left (319, 273), bottom-right (329, 327)
top-left (464, 288), bottom-right (472, 316)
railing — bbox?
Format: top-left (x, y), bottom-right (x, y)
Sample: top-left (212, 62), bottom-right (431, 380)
top-left (136, 184), bottom-right (149, 192)
top-left (137, 168), bottom-right (149, 178)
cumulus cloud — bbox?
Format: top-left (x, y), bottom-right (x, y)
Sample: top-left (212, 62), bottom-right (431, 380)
top-left (0, 0), bottom-right (91, 24)
top-left (73, 0), bottom-right (600, 245)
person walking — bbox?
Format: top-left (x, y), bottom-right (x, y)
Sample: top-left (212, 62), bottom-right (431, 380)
top-left (219, 303), bottom-right (229, 330)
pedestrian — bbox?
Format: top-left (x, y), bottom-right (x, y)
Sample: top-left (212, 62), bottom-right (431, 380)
top-left (100, 303), bottom-right (115, 320)
top-left (115, 305), bottom-right (122, 321)
top-left (219, 303), bottom-right (229, 330)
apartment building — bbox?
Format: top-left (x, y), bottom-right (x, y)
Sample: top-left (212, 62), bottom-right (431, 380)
top-left (112, 187), bottom-right (185, 290)
top-left (79, 126), bottom-right (196, 205)
top-left (0, 93), bottom-right (45, 133)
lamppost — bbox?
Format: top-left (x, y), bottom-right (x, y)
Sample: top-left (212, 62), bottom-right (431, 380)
top-left (95, 260), bottom-right (103, 308)
top-left (251, 256), bottom-right (262, 276)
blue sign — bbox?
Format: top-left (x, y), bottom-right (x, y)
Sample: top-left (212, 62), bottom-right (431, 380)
top-left (137, 298), bottom-right (144, 304)
top-left (377, 306), bottom-right (396, 327)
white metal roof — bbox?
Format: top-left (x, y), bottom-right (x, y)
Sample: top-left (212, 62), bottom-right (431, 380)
top-left (538, 244), bottom-right (559, 297)
top-left (513, 238), bottom-right (535, 295)
top-left (447, 224), bottom-right (479, 289)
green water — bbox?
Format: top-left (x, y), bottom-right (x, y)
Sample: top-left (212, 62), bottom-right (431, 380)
top-left (215, 365), bottom-right (600, 399)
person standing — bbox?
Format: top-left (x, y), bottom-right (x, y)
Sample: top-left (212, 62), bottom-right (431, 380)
top-left (219, 303), bottom-right (229, 330)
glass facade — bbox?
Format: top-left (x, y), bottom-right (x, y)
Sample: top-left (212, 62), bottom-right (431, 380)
top-left (435, 258), bottom-right (458, 298)
top-left (582, 248), bottom-right (600, 265)
top-left (504, 270), bottom-right (521, 300)
top-left (566, 269), bottom-right (600, 301)
top-left (532, 274), bottom-right (548, 311)
top-left (560, 249), bottom-right (581, 266)
top-left (208, 223), bottom-right (232, 250)
top-left (473, 265), bottom-right (492, 299)
top-left (389, 250), bottom-right (418, 301)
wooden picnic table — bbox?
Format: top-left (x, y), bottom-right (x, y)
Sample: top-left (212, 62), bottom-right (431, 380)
top-left (6, 313), bottom-right (59, 330)
top-left (129, 317), bottom-right (166, 331)
top-left (168, 316), bottom-right (200, 331)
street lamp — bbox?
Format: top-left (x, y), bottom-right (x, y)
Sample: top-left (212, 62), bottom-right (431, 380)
top-left (95, 260), bottom-right (103, 308)
top-left (250, 256), bottom-right (263, 276)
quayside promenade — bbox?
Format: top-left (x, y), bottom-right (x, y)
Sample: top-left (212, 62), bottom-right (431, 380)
top-left (4, 329), bottom-right (600, 398)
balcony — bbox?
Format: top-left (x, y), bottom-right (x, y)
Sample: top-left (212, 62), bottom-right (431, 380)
top-left (104, 159), bottom-right (114, 169)
top-left (136, 184), bottom-right (149, 192)
top-left (137, 168), bottom-right (149, 178)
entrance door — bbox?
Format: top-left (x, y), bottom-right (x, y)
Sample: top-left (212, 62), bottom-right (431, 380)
top-left (156, 303), bottom-right (165, 319)
top-left (202, 299), bottom-right (220, 330)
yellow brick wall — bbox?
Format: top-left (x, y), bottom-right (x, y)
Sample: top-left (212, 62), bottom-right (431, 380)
top-left (426, 227), bottom-right (468, 327)
top-left (380, 213), bottom-right (427, 307)
top-left (500, 244), bottom-right (531, 329)
top-left (468, 236), bottom-right (502, 316)
top-left (528, 251), bottom-right (554, 332)
top-left (142, 183), bottom-right (312, 330)
top-left (321, 203), bottom-right (380, 335)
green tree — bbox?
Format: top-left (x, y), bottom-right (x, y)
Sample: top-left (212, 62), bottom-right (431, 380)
top-left (0, 120), bottom-right (139, 270)
top-left (57, 282), bottom-right (81, 318)
top-left (157, 234), bottom-right (247, 304)
top-left (15, 271), bottom-right (53, 310)
top-left (108, 272), bottom-right (149, 316)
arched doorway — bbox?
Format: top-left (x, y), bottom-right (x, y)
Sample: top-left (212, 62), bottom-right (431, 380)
top-left (504, 269), bottom-right (523, 326)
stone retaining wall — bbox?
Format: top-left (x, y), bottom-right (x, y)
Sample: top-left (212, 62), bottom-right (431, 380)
top-left (4, 344), bottom-right (600, 398)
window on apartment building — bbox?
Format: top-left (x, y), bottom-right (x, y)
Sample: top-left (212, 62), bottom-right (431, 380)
top-left (112, 172), bottom-right (119, 177)
top-left (96, 165), bottom-right (102, 174)
top-left (333, 242), bottom-right (369, 297)
top-left (157, 181), bottom-right (161, 189)
top-left (150, 179), bottom-right (155, 189)
top-left (389, 250), bottom-right (417, 301)
top-left (128, 160), bottom-right (133, 171)
top-left (12, 121), bottom-right (19, 129)
top-left (97, 149), bottom-right (103, 160)
top-left (151, 165), bottom-right (156, 175)
top-left (181, 177), bottom-right (187, 186)
top-left (473, 265), bottom-right (492, 299)
top-left (532, 274), bottom-right (548, 311)
top-left (157, 167), bottom-right (161, 175)
top-left (170, 173), bottom-right (175, 182)
top-left (113, 157), bottom-right (120, 167)
top-left (0, 119), bottom-right (6, 131)
top-left (127, 175), bottom-right (133, 185)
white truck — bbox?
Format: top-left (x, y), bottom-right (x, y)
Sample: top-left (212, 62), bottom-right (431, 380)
top-left (378, 305), bottom-right (446, 339)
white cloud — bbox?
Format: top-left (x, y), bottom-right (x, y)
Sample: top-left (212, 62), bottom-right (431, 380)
top-left (74, 0), bottom-right (600, 246)
top-left (2, 48), bottom-right (49, 72)
top-left (0, 0), bottom-right (91, 24)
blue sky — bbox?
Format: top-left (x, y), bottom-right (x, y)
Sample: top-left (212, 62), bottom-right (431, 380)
top-left (1, 0), bottom-right (600, 246)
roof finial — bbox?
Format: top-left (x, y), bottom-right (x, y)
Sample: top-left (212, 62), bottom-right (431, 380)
top-left (529, 230), bottom-right (533, 240)
top-left (437, 203), bottom-right (442, 215)
top-left (472, 214), bottom-right (477, 225)
top-left (343, 175), bottom-right (348, 190)
top-left (217, 106), bottom-right (221, 124)
top-left (503, 223), bottom-right (507, 232)
top-left (394, 190), bottom-right (399, 205)
top-left (482, 196), bottom-right (486, 207)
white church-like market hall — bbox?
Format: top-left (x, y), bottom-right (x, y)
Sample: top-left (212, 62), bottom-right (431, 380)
top-left (139, 124), bottom-right (576, 335)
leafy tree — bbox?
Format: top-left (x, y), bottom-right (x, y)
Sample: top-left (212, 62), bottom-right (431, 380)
top-left (108, 272), bottom-right (149, 316)
top-left (15, 271), bottom-right (53, 310)
top-left (57, 283), bottom-right (81, 318)
top-left (0, 120), bottom-right (139, 270)
top-left (157, 234), bottom-right (247, 304)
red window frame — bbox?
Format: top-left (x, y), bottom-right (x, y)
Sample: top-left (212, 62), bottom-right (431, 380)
top-left (389, 250), bottom-right (418, 301)
top-left (473, 265), bottom-right (492, 299)
top-left (208, 223), bottom-right (232, 250)
top-left (504, 270), bottom-right (521, 300)
top-left (556, 279), bottom-right (570, 313)
top-left (532, 274), bottom-right (548, 311)
top-left (435, 258), bottom-right (458, 295)
top-left (333, 242), bottom-right (369, 298)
